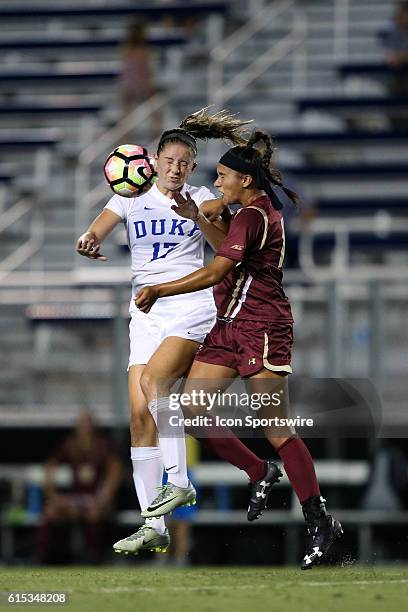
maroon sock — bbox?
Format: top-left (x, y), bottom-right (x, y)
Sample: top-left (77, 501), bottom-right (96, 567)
top-left (201, 427), bottom-right (266, 483)
top-left (84, 519), bottom-right (101, 555)
top-left (277, 437), bottom-right (320, 503)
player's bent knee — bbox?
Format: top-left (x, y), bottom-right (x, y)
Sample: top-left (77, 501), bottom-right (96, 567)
top-left (139, 369), bottom-right (157, 402)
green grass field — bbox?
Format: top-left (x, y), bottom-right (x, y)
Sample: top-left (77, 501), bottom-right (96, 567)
top-left (1, 566), bottom-right (407, 612)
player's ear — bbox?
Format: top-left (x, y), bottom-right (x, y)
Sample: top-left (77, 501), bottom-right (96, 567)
top-left (242, 174), bottom-right (252, 188)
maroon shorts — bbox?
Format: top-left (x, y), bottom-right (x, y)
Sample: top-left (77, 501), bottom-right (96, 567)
top-left (194, 318), bottom-right (293, 377)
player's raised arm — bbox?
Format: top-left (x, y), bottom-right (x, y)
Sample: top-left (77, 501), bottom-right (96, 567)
top-left (76, 208), bottom-right (122, 261)
top-left (135, 255), bottom-right (235, 312)
top-left (201, 197), bottom-right (232, 235)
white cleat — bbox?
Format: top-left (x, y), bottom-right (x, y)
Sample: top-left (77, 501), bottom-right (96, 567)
top-left (113, 523), bottom-right (170, 556)
top-left (141, 482), bottom-right (196, 518)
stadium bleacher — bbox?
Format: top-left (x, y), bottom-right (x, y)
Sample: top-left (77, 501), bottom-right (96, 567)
top-left (0, 34), bottom-right (187, 53)
top-left (312, 197), bottom-right (408, 215)
top-left (338, 62), bottom-right (408, 79)
top-left (297, 95), bottom-right (408, 113)
top-left (275, 129), bottom-right (408, 146)
top-left (0, 68), bottom-right (119, 88)
top-left (0, 2), bottom-right (229, 21)
top-left (0, 103), bottom-right (102, 117)
top-left (0, 129), bottom-right (62, 150)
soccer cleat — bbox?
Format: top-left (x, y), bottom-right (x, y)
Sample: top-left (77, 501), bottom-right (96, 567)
top-left (113, 523), bottom-right (169, 556)
top-left (141, 482), bottom-right (196, 518)
top-left (247, 460), bottom-right (283, 521)
top-left (301, 496), bottom-right (343, 570)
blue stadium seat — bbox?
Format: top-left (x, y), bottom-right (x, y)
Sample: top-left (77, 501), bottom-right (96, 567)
top-left (275, 130), bottom-right (408, 146)
top-left (0, 173), bottom-right (13, 183)
top-left (0, 69), bottom-right (118, 86)
top-left (0, 132), bottom-right (61, 150)
top-left (315, 198), bottom-right (408, 215)
top-left (288, 163), bottom-right (408, 178)
top-left (377, 28), bottom-right (388, 42)
top-left (0, 103), bottom-right (102, 117)
top-left (338, 62), bottom-right (408, 79)
top-left (0, 35), bottom-right (188, 52)
top-left (206, 163), bottom-right (408, 182)
top-left (0, 2), bottom-right (229, 20)
top-left (297, 96), bottom-right (408, 113)
top-left (312, 234), bottom-right (408, 250)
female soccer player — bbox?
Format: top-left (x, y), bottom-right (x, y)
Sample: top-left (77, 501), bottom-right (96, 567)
top-left (135, 130), bottom-right (343, 569)
top-left (76, 110), bottom-right (283, 558)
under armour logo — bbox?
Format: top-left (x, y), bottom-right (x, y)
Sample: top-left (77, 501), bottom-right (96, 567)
top-left (303, 547), bottom-right (323, 565)
top-left (256, 480), bottom-right (271, 498)
top-left (248, 358), bottom-right (256, 365)
top-left (231, 244), bottom-right (244, 250)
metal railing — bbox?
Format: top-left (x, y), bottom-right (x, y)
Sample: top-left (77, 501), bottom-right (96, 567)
top-left (0, 198), bottom-right (44, 282)
top-left (334, 0), bottom-right (350, 61)
top-left (0, 145), bottom-right (55, 277)
top-left (298, 215), bottom-right (408, 282)
top-left (207, 0), bottom-right (306, 108)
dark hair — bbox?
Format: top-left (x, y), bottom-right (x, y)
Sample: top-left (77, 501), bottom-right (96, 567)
top-left (157, 128), bottom-right (198, 157)
top-left (157, 107), bottom-right (251, 156)
top-left (123, 18), bottom-right (148, 47)
top-left (227, 130), bottom-right (300, 207)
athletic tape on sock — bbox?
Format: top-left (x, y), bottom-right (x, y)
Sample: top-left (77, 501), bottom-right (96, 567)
top-left (130, 446), bottom-right (162, 461)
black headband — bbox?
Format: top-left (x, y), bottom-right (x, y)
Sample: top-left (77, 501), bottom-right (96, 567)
top-left (218, 150), bottom-right (283, 210)
top-left (157, 129), bottom-right (197, 156)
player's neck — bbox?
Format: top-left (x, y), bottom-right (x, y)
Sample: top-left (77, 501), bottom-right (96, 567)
top-left (156, 183), bottom-right (181, 199)
top-left (241, 190), bottom-right (264, 207)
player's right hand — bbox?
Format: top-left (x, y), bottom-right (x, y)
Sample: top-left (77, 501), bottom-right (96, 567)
top-left (76, 232), bottom-right (107, 261)
top-left (135, 286), bottom-right (159, 313)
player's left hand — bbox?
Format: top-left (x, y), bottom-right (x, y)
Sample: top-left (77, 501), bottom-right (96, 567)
top-left (135, 286), bottom-right (159, 313)
top-left (171, 191), bottom-right (199, 222)
top-left (200, 198), bottom-right (228, 222)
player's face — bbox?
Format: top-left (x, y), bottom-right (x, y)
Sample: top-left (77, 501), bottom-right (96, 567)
top-left (214, 164), bottom-right (249, 204)
top-left (156, 143), bottom-right (196, 193)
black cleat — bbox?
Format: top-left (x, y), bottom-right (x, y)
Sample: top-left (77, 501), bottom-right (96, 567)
top-left (301, 496), bottom-right (343, 570)
top-left (247, 460), bottom-right (282, 521)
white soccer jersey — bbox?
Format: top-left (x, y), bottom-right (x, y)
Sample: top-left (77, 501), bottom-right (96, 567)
top-left (105, 182), bottom-right (216, 311)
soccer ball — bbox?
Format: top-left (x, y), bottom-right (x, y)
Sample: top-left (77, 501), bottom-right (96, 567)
top-left (104, 144), bottom-right (156, 197)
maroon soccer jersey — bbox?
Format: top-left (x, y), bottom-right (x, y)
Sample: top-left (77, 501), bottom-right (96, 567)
top-left (214, 195), bottom-right (293, 322)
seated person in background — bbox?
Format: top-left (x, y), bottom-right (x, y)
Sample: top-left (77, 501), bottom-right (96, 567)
top-left (384, 1), bottom-right (408, 74)
top-left (119, 18), bottom-right (157, 122)
top-left (37, 411), bottom-right (122, 564)
top-left (383, 1), bottom-right (408, 127)
top-left (279, 173), bottom-right (316, 269)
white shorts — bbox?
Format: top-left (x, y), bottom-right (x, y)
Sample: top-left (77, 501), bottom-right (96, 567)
top-left (128, 296), bottom-right (216, 367)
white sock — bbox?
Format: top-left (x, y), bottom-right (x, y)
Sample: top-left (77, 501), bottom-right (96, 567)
top-left (148, 397), bottom-right (189, 488)
top-left (130, 446), bottom-right (166, 534)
